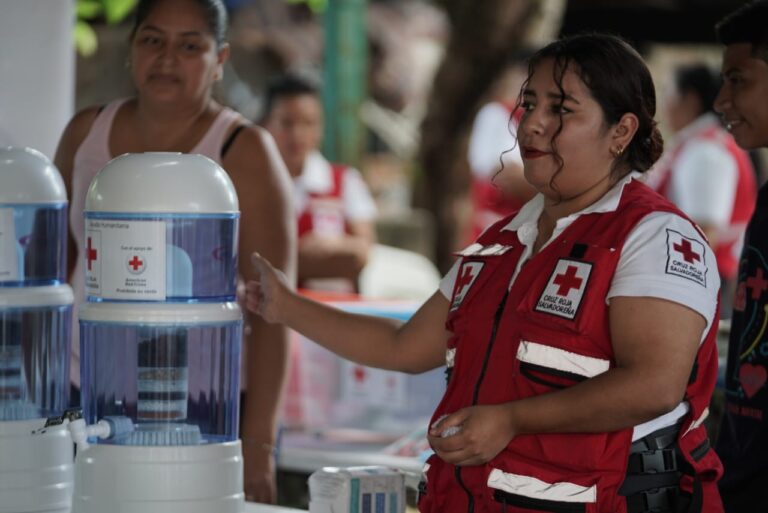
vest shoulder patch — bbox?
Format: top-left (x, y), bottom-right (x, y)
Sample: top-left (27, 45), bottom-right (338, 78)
top-left (451, 261), bottom-right (485, 311)
top-left (665, 229), bottom-right (708, 287)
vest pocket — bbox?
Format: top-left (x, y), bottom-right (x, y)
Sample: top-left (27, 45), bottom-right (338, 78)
top-left (516, 339), bottom-right (610, 391)
top-left (492, 490), bottom-right (587, 512)
top-left (487, 468), bottom-right (595, 512)
top-left (519, 361), bottom-right (587, 389)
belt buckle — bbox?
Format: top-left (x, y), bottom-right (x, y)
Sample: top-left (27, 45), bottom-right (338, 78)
top-left (641, 486), bottom-right (677, 512)
top-left (638, 449), bottom-right (677, 473)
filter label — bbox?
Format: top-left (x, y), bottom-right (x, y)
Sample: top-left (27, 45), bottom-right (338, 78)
top-left (0, 208), bottom-right (19, 281)
top-left (85, 219), bottom-right (166, 300)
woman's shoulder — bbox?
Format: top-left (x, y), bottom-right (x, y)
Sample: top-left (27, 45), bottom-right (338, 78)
top-left (222, 121), bottom-right (278, 168)
top-left (60, 105), bottom-right (103, 143)
top-left (220, 122), bottom-right (291, 190)
top-left (55, 105), bottom-right (109, 171)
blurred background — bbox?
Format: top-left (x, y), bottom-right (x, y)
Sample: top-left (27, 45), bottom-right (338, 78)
top-left (1, 0), bottom-right (764, 274)
top-left (0, 1), bottom-right (758, 508)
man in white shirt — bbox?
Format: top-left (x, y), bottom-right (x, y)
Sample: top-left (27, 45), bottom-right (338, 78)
top-left (262, 74), bottom-right (377, 291)
top-left (652, 63), bottom-right (757, 311)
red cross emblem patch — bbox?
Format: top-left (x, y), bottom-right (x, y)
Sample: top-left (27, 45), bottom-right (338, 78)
top-left (451, 261), bottom-right (485, 310)
top-left (665, 229), bottom-right (707, 287)
top-left (126, 254), bottom-right (147, 275)
top-left (535, 259), bottom-right (592, 320)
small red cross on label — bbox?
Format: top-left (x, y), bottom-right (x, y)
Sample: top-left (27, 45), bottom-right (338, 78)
top-left (673, 239), bottom-right (701, 264)
top-left (746, 268), bottom-right (768, 300)
top-left (128, 256), bottom-right (144, 271)
top-left (353, 366), bottom-right (366, 383)
top-left (86, 237), bottom-right (98, 270)
top-left (553, 265), bottom-right (583, 296)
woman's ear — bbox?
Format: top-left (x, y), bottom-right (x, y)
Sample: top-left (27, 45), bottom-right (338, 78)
top-left (613, 112), bottom-right (639, 150)
top-left (215, 43), bottom-right (230, 80)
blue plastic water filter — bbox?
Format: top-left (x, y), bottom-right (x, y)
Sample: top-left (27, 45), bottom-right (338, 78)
top-left (79, 301), bottom-right (242, 446)
top-left (0, 287), bottom-right (73, 421)
top-left (0, 147), bottom-right (68, 286)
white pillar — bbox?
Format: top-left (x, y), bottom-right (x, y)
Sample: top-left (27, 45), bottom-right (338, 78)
top-left (0, 0), bottom-right (75, 158)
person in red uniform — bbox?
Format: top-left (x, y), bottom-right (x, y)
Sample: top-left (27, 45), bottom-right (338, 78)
top-left (261, 74), bottom-right (376, 292)
top-left (652, 63), bottom-right (756, 313)
top-left (466, 55), bottom-right (536, 242)
top-left (246, 34), bottom-right (723, 513)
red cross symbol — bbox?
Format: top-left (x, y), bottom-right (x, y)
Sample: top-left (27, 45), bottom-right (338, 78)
top-left (353, 366), bottom-right (367, 383)
top-left (553, 265), bottom-right (583, 296)
top-left (746, 268), bottom-right (768, 300)
top-left (128, 255), bottom-right (144, 272)
top-left (456, 264), bottom-right (478, 294)
top-left (86, 237), bottom-right (98, 271)
top-left (673, 239), bottom-right (701, 264)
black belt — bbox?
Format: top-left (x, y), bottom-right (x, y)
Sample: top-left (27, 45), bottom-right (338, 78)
top-left (620, 423), bottom-right (692, 513)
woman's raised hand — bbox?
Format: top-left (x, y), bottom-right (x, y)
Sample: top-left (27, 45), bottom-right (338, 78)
top-left (246, 252), bottom-right (292, 324)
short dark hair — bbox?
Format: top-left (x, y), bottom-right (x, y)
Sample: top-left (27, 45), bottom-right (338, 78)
top-left (716, 0), bottom-right (768, 62)
top-left (131, 0), bottom-right (228, 48)
top-left (674, 64), bottom-right (721, 115)
top-left (261, 73), bottom-right (321, 121)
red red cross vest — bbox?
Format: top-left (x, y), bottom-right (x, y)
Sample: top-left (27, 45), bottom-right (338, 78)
top-left (420, 180), bottom-right (722, 513)
top-left (656, 125), bottom-right (757, 280)
top-left (297, 163), bottom-right (350, 239)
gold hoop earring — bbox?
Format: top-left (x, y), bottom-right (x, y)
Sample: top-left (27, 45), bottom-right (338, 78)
top-left (612, 145), bottom-right (624, 158)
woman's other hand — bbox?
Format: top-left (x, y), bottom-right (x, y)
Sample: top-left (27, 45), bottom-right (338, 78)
top-left (242, 442), bottom-right (276, 503)
top-left (427, 403), bottom-right (518, 466)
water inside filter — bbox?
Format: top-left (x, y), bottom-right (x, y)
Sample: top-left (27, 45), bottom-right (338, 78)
top-left (0, 205), bottom-right (68, 286)
top-left (0, 318), bottom-right (40, 421)
top-left (80, 320), bottom-right (241, 445)
top-left (131, 327), bottom-right (201, 446)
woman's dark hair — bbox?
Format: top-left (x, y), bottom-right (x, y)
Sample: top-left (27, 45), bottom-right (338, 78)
top-left (130, 0), bottom-right (228, 48)
top-left (716, 0), bottom-right (768, 63)
top-left (519, 33), bottom-right (663, 186)
top-left (674, 64), bottom-right (721, 116)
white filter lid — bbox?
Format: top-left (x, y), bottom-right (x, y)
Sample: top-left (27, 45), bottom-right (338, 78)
top-left (85, 152), bottom-right (239, 214)
top-left (0, 284), bottom-right (74, 308)
top-left (78, 301), bottom-right (242, 324)
top-left (0, 147), bottom-right (67, 204)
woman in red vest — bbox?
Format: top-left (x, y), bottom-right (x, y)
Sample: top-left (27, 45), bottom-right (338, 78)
top-left (247, 34), bottom-right (723, 513)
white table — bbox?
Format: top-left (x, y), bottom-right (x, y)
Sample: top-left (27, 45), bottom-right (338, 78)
top-left (245, 504), bottom-right (304, 513)
top-left (277, 430), bottom-right (425, 493)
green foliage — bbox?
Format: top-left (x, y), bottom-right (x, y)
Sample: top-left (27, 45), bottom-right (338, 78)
top-left (75, 0), bottom-right (138, 57)
top-left (285, 0), bottom-right (328, 14)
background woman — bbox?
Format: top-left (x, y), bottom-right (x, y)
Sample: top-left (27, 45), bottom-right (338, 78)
top-left (54, 0), bottom-right (295, 503)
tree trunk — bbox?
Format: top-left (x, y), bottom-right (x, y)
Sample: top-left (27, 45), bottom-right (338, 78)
top-left (415, 0), bottom-right (538, 272)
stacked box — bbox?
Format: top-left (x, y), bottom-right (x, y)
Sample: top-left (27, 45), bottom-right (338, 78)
top-left (309, 466), bottom-right (405, 513)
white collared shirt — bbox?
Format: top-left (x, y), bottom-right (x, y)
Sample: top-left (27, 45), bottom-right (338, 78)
top-left (292, 150), bottom-right (377, 222)
top-left (648, 113), bottom-right (738, 226)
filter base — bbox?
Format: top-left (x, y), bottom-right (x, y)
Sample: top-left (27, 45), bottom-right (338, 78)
top-left (0, 418), bottom-right (74, 513)
top-left (72, 440), bottom-right (244, 513)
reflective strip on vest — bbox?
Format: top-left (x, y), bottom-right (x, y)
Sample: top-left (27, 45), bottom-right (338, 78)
top-left (683, 406), bottom-right (710, 437)
top-left (446, 348), bottom-right (456, 368)
top-left (517, 341), bottom-right (610, 378)
top-left (487, 468), bottom-right (597, 503)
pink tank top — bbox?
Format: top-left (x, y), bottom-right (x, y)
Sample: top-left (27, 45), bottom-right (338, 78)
top-left (69, 99), bottom-right (243, 384)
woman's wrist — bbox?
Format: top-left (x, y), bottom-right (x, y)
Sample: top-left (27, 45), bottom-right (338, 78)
top-left (241, 438), bottom-right (278, 457)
